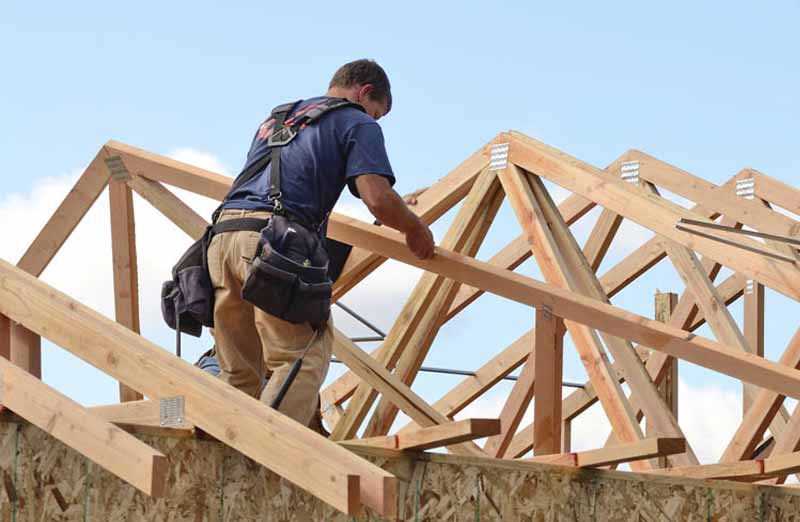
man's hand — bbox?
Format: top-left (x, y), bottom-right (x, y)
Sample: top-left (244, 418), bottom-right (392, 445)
top-left (406, 221), bottom-right (435, 260)
top-left (356, 175), bottom-right (436, 259)
top-left (403, 186), bottom-right (429, 206)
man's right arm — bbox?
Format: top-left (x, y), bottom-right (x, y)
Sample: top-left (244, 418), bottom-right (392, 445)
top-left (354, 174), bottom-right (435, 259)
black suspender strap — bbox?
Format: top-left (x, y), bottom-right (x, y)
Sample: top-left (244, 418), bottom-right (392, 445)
top-left (268, 106), bottom-right (291, 207)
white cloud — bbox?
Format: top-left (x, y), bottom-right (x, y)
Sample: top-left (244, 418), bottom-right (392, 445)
top-left (169, 147), bottom-right (231, 175)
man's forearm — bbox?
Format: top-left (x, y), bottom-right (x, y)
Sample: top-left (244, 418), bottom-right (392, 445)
top-left (368, 189), bottom-right (423, 234)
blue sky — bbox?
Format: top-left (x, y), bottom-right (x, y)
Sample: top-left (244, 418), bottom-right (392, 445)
top-left (2, 1), bottom-right (800, 459)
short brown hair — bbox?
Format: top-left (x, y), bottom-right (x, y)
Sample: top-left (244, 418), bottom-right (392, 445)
top-left (329, 59), bottom-right (392, 112)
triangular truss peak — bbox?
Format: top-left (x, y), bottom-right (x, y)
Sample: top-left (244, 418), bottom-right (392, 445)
top-left (2, 133), bottom-right (800, 516)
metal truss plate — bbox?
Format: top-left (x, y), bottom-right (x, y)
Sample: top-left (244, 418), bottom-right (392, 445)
top-left (489, 143), bottom-right (510, 171)
top-left (159, 396), bottom-right (185, 427)
top-left (736, 178), bottom-right (755, 200)
top-left (104, 155), bottom-right (130, 181)
top-left (620, 161), bottom-right (640, 185)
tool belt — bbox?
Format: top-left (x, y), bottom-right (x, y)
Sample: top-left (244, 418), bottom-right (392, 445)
top-left (161, 217), bottom-right (269, 336)
top-left (242, 214), bottom-right (331, 328)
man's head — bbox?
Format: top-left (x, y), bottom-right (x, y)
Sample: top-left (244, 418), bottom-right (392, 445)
top-left (327, 59), bottom-right (392, 120)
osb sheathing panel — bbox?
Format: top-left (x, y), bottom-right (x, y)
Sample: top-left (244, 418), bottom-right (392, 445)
top-left (1, 422), bottom-right (800, 521)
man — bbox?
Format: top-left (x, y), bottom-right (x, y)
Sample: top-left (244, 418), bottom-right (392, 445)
top-left (207, 59), bottom-right (434, 428)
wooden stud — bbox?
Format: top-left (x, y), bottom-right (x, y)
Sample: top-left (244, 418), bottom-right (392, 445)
top-left (125, 173), bottom-right (208, 240)
top-left (651, 291), bottom-right (678, 468)
top-left (720, 327), bottom-right (800, 463)
top-left (330, 329), bottom-right (484, 457)
top-left (532, 307), bottom-right (564, 456)
top-left (0, 259), bottom-right (393, 516)
top-left (0, 356), bottom-right (168, 496)
top-left (743, 279), bottom-right (765, 413)
top-left (108, 179), bottom-right (144, 403)
top-left (343, 419), bottom-right (500, 452)
top-left (0, 315), bottom-right (8, 360)
top-left (523, 438), bottom-right (686, 469)
top-left (9, 323), bottom-right (40, 378)
top-left (332, 169), bottom-right (501, 441)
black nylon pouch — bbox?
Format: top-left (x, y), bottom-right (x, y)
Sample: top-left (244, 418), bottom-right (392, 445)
top-left (242, 216), bottom-right (332, 326)
top-left (160, 226), bottom-right (215, 336)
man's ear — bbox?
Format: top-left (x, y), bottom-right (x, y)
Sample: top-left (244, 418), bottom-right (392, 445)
top-left (357, 83), bottom-right (374, 102)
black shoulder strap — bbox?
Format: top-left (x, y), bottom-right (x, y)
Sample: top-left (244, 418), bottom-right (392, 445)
top-left (215, 98), bottom-right (366, 222)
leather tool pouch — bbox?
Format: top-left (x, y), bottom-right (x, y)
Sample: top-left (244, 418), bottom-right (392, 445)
top-left (242, 215), bottom-right (332, 327)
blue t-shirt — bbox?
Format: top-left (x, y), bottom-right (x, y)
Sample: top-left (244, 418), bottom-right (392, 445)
top-left (221, 96), bottom-right (395, 228)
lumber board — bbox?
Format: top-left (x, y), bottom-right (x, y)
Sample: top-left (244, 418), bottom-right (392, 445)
top-left (0, 315), bottom-right (8, 360)
top-left (325, 213), bottom-right (800, 400)
top-left (504, 271), bottom-right (745, 460)
top-left (523, 438), bottom-right (686, 469)
top-left (750, 168), bottom-right (800, 218)
top-left (661, 237), bottom-right (790, 436)
top-left (108, 179), bottom-right (144, 403)
top-left (532, 308), bottom-right (564, 456)
top-left (721, 327), bottom-right (800, 463)
top-left (17, 151), bottom-right (111, 277)
top-left (496, 165), bottom-right (649, 469)
top-left (90, 399), bottom-right (195, 431)
top-left (523, 172), bottom-right (693, 466)
top-left (628, 150), bottom-right (800, 258)
top-left (507, 134), bottom-right (800, 301)
top-left (0, 356), bottom-right (167, 496)
top-left (125, 173), bottom-right (208, 240)
top-left (743, 278), bottom-right (765, 413)
top-left (760, 403), bottom-right (800, 485)
top-left (360, 170), bottom-right (503, 438)
top-left (657, 452), bottom-right (800, 482)
top-left (343, 419), bottom-right (500, 451)
top-left (9, 323), bottom-right (40, 378)
top-left (0, 258), bottom-right (392, 516)
top-left (330, 329), bottom-right (485, 457)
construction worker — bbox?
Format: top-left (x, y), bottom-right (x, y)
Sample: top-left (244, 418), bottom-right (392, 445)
top-left (207, 59), bottom-right (434, 428)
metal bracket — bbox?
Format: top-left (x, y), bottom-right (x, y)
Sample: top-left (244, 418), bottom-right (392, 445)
top-left (736, 178), bottom-right (755, 200)
top-left (104, 155), bottom-right (130, 181)
top-left (620, 161), bottom-right (640, 185)
top-left (541, 304), bottom-right (553, 320)
top-left (745, 279), bottom-right (755, 295)
top-left (489, 143), bottom-right (510, 171)
top-left (159, 396), bottom-right (185, 427)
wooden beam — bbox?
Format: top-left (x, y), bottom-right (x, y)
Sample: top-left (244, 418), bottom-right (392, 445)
top-left (657, 452), bottom-right (800, 482)
top-left (330, 329), bottom-right (484, 457)
top-left (743, 278), bottom-right (765, 413)
top-left (661, 237), bottom-right (790, 437)
top-left (361, 170), bottom-right (503, 438)
top-left (523, 438), bottom-right (686, 469)
top-left (720, 327), bottom-right (800, 463)
top-left (108, 179), bottom-right (144, 403)
top-left (582, 209), bottom-right (623, 272)
top-left (0, 356), bottom-right (167, 496)
top-left (627, 151), bottom-right (800, 259)
top-left (496, 164), bottom-right (649, 469)
top-left (651, 291), bottom-right (678, 468)
top-left (531, 172), bottom-right (695, 465)
top-left (532, 308), bottom-right (564, 456)
top-left (750, 168), bottom-right (800, 218)
top-left (502, 271), bottom-right (745, 460)
top-left (325, 213), bottom-right (800, 400)
top-left (759, 403), bottom-right (800, 485)
top-left (17, 151), bottom-right (111, 277)
top-left (507, 134), bottom-right (800, 301)
top-left (0, 315), bottom-right (8, 360)
top-left (482, 329), bottom-right (537, 457)
top-left (125, 173), bottom-right (208, 240)
top-left (90, 399), bottom-right (195, 431)
top-left (0, 258), bottom-right (393, 516)
top-left (343, 419), bottom-right (500, 452)
top-left (332, 169), bottom-right (501, 441)
top-left (9, 323), bottom-right (40, 378)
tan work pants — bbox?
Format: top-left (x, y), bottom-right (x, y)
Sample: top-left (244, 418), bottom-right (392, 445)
top-left (207, 208), bottom-right (333, 427)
